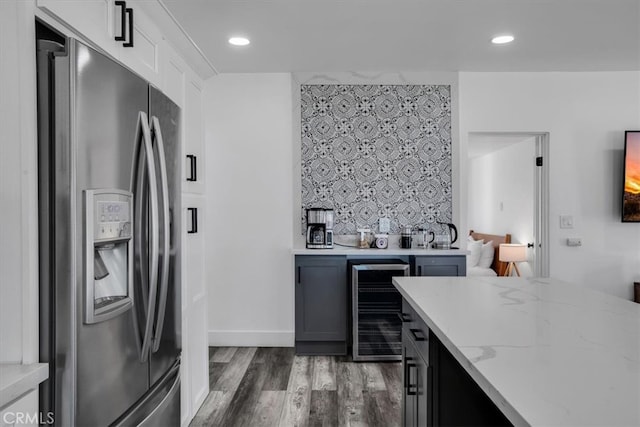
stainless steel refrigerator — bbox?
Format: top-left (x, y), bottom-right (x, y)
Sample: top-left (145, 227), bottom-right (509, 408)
top-left (36, 26), bottom-right (182, 426)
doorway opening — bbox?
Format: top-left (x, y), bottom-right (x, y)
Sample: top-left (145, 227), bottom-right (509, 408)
top-left (467, 132), bottom-right (549, 277)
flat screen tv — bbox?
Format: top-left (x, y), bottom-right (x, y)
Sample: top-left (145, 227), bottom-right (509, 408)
top-left (622, 130), bottom-right (640, 222)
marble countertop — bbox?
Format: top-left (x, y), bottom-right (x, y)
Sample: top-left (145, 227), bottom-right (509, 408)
top-left (0, 363), bottom-right (49, 409)
top-left (392, 276), bottom-right (640, 427)
top-left (292, 243), bottom-right (466, 256)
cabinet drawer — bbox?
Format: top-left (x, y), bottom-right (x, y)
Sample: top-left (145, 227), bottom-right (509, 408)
top-left (401, 298), bottom-right (429, 361)
top-left (411, 255), bottom-right (466, 277)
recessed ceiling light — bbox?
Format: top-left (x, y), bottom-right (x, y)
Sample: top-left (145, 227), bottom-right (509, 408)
top-left (491, 35), bottom-right (515, 45)
top-left (228, 37), bottom-right (250, 46)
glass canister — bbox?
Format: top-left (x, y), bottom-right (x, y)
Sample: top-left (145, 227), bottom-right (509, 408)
top-left (357, 229), bottom-right (372, 249)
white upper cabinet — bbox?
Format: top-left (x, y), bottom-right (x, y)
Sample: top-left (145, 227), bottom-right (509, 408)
top-left (37, 0), bottom-right (162, 86)
top-left (160, 41), bottom-right (187, 108)
top-left (37, 0), bottom-right (118, 55)
top-left (117, 4), bottom-right (162, 86)
top-left (183, 75), bottom-right (205, 194)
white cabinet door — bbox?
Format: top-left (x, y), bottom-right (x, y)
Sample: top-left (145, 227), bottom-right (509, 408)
top-left (37, 0), bottom-right (161, 86)
top-left (160, 42), bottom-right (187, 108)
top-left (118, 4), bottom-right (162, 87)
top-left (181, 194), bottom-right (208, 423)
top-left (37, 0), bottom-right (118, 57)
top-left (183, 75), bottom-right (205, 194)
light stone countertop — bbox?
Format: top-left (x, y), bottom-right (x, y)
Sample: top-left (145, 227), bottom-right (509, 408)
top-left (392, 276), bottom-right (640, 427)
top-left (0, 363), bottom-right (48, 410)
top-left (292, 236), bottom-right (467, 256)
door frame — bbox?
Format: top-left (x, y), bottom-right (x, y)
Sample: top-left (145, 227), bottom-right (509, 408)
top-left (466, 131), bottom-right (550, 277)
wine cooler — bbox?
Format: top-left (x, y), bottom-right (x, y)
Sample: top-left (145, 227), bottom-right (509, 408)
top-left (351, 260), bottom-right (410, 361)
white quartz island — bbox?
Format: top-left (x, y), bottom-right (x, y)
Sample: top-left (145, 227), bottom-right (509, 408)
top-left (393, 276), bottom-right (640, 426)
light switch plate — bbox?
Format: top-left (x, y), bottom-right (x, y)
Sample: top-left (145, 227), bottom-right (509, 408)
top-left (560, 215), bottom-right (574, 229)
top-left (379, 217), bottom-right (391, 233)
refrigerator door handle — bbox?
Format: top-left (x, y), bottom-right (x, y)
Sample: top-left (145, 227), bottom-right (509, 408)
top-left (133, 111), bottom-right (160, 362)
top-left (150, 116), bottom-right (170, 353)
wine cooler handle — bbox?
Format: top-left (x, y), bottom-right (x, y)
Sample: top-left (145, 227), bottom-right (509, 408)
top-left (410, 328), bottom-right (427, 342)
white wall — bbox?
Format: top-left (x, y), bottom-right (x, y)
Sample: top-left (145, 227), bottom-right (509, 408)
top-left (460, 72), bottom-right (640, 299)
top-left (204, 73), bottom-right (294, 346)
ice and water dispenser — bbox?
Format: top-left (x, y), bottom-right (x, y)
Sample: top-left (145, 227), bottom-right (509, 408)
top-left (84, 189), bottom-right (133, 324)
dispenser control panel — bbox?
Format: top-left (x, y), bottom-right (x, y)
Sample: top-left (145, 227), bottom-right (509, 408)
top-left (96, 201), bottom-right (131, 240)
top-left (86, 190), bottom-right (133, 242)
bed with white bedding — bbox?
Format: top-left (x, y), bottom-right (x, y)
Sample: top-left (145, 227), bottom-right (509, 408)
top-left (467, 230), bottom-right (512, 277)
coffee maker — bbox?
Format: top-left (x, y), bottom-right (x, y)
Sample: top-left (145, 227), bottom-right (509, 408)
top-left (306, 208), bottom-right (334, 249)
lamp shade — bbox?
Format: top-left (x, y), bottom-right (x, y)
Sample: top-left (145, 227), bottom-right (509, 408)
top-left (499, 244), bottom-right (527, 262)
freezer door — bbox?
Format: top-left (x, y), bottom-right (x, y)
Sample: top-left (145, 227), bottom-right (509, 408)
top-left (112, 358), bottom-right (181, 427)
top-left (71, 39), bottom-right (150, 426)
top-left (148, 87), bottom-right (182, 386)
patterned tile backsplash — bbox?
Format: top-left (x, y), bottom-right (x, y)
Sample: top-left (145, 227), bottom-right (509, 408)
top-left (301, 84), bottom-right (452, 234)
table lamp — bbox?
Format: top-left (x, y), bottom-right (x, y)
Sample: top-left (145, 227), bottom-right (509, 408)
top-left (499, 244), bottom-right (527, 276)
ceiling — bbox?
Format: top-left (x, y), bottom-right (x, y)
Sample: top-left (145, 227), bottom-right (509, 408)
top-left (161, 0), bottom-right (640, 74)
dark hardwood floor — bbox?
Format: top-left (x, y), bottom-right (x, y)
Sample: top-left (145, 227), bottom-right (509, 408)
top-left (190, 347), bottom-right (402, 427)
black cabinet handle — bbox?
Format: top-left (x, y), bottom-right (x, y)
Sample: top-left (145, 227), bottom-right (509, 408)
top-left (397, 312), bottom-right (411, 323)
top-left (410, 328), bottom-right (427, 341)
top-left (187, 207), bottom-right (198, 234)
top-left (296, 266), bottom-right (301, 284)
top-left (123, 7), bottom-right (134, 47)
top-left (407, 362), bottom-right (418, 395)
top-left (186, 154), bottom-right (197, 182)
top-left (115, 1), bottom-right (126, 41)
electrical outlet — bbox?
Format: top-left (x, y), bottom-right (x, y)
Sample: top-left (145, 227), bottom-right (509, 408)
top-left (567, 238), bottom-right (582, 247)
top-left (379, 217), bottom-right (391, 233)
top-left (560, 215), bottom-right (574, 229)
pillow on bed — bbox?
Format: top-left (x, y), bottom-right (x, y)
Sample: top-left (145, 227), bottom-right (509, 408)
top-left (467, 238), bottom-right (483, 268)
top-left (478, 240), bottom-right (494, 268)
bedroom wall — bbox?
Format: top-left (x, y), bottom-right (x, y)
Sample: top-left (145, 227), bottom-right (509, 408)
top-left (467, 139), bottom-right (535, 277)
top-left (460, 71), bottom-right (640, 299)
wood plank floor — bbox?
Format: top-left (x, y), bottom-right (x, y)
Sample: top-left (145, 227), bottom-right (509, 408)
top-left (190, 347), bottom-right (402, 427)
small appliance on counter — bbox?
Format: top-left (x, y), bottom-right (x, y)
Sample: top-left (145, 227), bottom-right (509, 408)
top-left (373, 234), bottom-right (389, 249)
top-left (400, 226), bottom-right (413, 248)
top-left (306, 208), bottom-right (334, 248)
top-left (414, 227), bottom-right (435, 249)
top-left (434, 222), bottom-right (458, 249)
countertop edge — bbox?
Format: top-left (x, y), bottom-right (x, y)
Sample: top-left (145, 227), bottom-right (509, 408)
top-left (292, 247), bottom-right (467, 256)
top-left (0, 363), bottom-right (49, 410)
top-left (392, 281), bottom-right (528, 427)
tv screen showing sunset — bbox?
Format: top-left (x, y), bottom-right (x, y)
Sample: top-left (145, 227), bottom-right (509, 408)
top-left (623, 131), bottom-right (640, 222)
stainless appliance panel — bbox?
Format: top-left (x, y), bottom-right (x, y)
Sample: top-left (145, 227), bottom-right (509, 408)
top-left (37, 37), bottom-right (75, 427)
top-left (112, 359), bottom-right (181, 427)
top-left (72, 40), bottom-right (149, 426)
top-left (148, 86), bottom-right (182, 386)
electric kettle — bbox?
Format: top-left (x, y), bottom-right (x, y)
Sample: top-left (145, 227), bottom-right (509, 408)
top-left (436, 222), bottom-right (458, 248)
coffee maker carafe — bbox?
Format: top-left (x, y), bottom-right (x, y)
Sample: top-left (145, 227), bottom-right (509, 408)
top-left (306, 208), bottom-right (334, 249)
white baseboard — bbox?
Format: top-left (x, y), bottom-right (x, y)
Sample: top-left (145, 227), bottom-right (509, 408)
top-left (208, 330), bottom-right (294, 347)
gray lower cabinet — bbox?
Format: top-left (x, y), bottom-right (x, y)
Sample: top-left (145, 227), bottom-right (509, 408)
top-left (294, 255), bottom-right (347, 355)
top-left (401, 298), bottom-right (431, 427)
top-left (412, 255), bottom-right (466, 277)
top-left (401, 297), bottom-right (512, 427)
